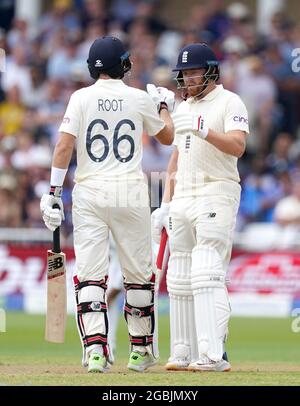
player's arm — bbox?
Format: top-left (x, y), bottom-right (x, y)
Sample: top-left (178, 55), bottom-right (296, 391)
top-left (162, 146), bottom-right (178, 203)
top-left (173, 114), bottom-right (247, 157)
top-left (151, 147), bottom-right (178, 243)
top-left (146, 84), bottom-right (174, 145)
top-left (205, 129), bottom-right (246, 158)
top-left (40, 132), bottom-right (75, 232)
top-left (50, 131), bottom-right (75, 192)
top-left (41, 89), bottom-right (80, 232)
top-left (154, 108), bottom-right (174, 146)
top-left (52, 132), bottom-right (76, 169)
top-left (172, 95), bottom-right (249, 158)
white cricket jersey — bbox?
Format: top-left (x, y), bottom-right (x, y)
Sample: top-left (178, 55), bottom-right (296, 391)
top-left (173, 84), bottom-right (249, 200)
top-left (59, 79), bottom-right (165, 183)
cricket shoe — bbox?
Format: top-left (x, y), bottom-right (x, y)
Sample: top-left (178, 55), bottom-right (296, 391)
top-left (127, 351), bottom-right (157, 372)
top-left (88, 353), bottom-right (108, 373)
top-left (187, 356), bottom-right (231, 372)
top-left (165, 356), bottom-right (190, 371)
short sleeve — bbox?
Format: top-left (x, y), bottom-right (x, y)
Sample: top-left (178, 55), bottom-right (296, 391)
top-left (224, 95), bottom-right (249, 134)
top-left (58, 91), bottom-right (81, 137)
top-left (141, 92), bottom-right (165, 137)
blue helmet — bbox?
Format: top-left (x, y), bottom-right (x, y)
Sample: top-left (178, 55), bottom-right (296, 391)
top-left (173, 43), bottom-right (220, 89)
top-left (87, 36), bottom-right (132, 80)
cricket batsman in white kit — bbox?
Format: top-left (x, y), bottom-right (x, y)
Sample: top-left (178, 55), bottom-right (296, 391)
top-left (149, 43), bottom-right (249, 372)
top-left (40, 36), bottom-right (174, 372)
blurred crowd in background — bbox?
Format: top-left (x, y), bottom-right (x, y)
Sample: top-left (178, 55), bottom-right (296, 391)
top-left (0, 0), bottom-right (300, 239)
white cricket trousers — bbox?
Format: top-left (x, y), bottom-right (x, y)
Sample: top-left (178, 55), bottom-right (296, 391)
top-left (168, 194), bottom-right (240, 265)
top-left (72, 180), bottom-right (153, 284)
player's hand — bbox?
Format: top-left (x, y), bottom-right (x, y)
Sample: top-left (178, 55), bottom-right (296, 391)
top-left (151, 202), bottom-right (170, 244)
top-left (40, 193), bottom-right (65, 232)
top-left (172, 112), bottom-right (209, 139)
top-left (147, 84), bottom-right (175, 113)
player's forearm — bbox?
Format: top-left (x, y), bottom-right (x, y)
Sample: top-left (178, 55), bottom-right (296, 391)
top-left (52, 132), bottom-right (75, 170)
top-left (205, 129), bottom-right (246, 158)
top-left (50, 133), bottom-right (75, 188)
top-left (156, 110), bottom-right (174, 145)
top-left (162, 148), bottom-right (178, 203)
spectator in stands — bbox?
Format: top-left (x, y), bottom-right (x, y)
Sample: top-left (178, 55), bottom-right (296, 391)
top-left (239, 154), bottom-right (285, 226)
top-left (220, 35), bottom-right (248, 92)
top-left (266, 132), bottom-right (294, 173)
top-left (237, 56), bottom-right (276, 153)
top-left (35, 79), bottom-right (65, 144)
top-left (0, 175), bottom-right (21, 227)
top-left (80, 0), bottom-right (109, 29)
top-left (38, 0), bottom-right (81, 43)
top-left (1, 45), bottom-right (32, 104)
top-left (264, 41), bottom-right (300, 135)
top-left (0, 85), bottom-right (26, 137)
top-left (274, 172), bottom-right (300, 249)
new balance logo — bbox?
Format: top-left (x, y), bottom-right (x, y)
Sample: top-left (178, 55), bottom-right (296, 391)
top-left (95, 59), bottom-right (103, 67)
top-left (48, 257), bottom-right (64, 271)
top-left (208, 212), bottom-right (216, 218)
top-left (90, 302), bottom-right (103, 311)
top-left (182, 51), bottom-right (188, 63)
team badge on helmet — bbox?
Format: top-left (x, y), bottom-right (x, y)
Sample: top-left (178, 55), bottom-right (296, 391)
top-left (173, 43), bottom-right (220, 98)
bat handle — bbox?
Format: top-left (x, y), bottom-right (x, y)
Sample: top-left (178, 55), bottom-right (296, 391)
top-left (52, 203), bottom-right (61, 254)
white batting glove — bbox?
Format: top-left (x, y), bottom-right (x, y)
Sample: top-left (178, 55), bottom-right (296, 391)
top-left (40, 189), bottom-right (65, 232)
top-left (151, 202), bottom-right (170, 244)
top-left (172, 112), bottom-right (209, 139)
top-left (147, 84), bottom-right (175, 113)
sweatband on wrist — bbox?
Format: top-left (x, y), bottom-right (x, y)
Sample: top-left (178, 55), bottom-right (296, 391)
top-left (50, 167), bottom-right (68, 187)
top-left (50, 186), bottom-right (63, 197)
top-left (201, 126), bottom-right (209, 139)
top-left (161, 202), bottom-right (170, 210)
top-left (159, 102), bottom-right (168, 113)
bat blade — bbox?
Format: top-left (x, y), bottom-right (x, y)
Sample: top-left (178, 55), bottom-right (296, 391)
top-left (45, 249), bottom-right (67, 343)
top-left (155, 228), bottom-right (169, 290)
top-left (153, 228), bottom-right (170, 359)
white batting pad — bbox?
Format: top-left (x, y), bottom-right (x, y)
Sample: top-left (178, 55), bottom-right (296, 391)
top-left (191, 245), bottom-right (230, 362)
top-left (126, 289), bottom-right (153, 337)
top-left (167, 252), bottom-right (198, 363)
top-left (78, 285), bottom-right (107, 336)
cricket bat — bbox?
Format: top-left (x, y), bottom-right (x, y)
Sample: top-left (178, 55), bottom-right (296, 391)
top-left (153, 228), bottom-right (170, 358)
top-left (45, 205), bottom-right (67, 343)
top-left (155, 228), bottom-right (170, 290)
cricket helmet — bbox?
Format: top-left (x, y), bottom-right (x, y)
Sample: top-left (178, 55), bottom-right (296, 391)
top-left (87, 36), bottom-right (132, 80)
top-left (173, 43), bottom-right (220, 89)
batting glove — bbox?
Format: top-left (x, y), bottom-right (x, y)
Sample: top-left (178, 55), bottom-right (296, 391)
top-left (147, 84), bottom-right (175, 113)
top-left (172, 112), bottom-right (209, 139)
top-left (40, 186), bottom-right (65, 232)
top-left (151, 202), bottom-right (170, 244)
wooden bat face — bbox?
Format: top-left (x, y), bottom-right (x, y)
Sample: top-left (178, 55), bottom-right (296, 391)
top-left (45, 250), bottom-right (66, 343)
top-left (47, 251), bottom-right (66, 279)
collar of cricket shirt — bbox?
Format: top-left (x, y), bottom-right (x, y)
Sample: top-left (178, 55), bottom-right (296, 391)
top-left (187, 84), bottom-right (224, 104)
top-left (95, 79), bottom-right (126, 86)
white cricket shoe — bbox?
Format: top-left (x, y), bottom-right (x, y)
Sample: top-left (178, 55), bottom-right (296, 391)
top-left (188, 358), bottom-right (231, 372)
top-left (165, 357), bottom-right (190, 371)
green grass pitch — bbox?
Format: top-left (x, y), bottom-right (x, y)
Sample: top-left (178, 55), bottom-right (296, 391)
top-left (0, 312), bottom-right (300, 386)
